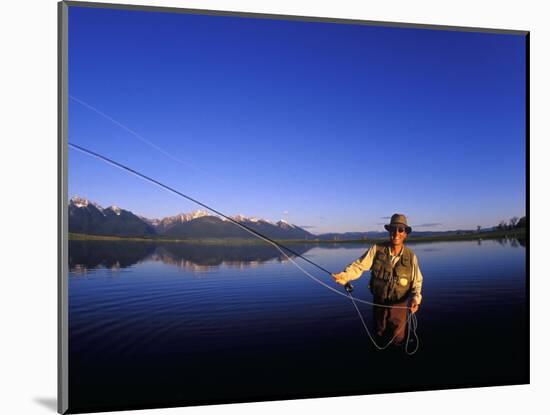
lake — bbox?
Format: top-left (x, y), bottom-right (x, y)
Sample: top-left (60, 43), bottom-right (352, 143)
top-left (68, 238), bottom-right (527, 413)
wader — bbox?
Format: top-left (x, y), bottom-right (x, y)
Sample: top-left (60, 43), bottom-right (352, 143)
top-left (369, 244), bottom-right (415, 345)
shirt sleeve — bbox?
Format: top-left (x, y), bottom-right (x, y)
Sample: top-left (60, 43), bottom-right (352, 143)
top-left (410, 254), bottom-right (424, 304)
top-left (337, 245), bottom-right (377, 282)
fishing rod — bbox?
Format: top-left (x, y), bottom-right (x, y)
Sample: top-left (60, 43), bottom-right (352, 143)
top-left (68, 97), bottom-right (354, 287)
top-left (69, 142), bottom-right (334, 276)
top-left (68, 142), bottom-right (367, 302)
top-left (68, 142), bottom-right (419, 353)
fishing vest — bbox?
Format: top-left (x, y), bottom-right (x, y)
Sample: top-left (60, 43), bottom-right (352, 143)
top-left (369, 244), bottom-right (415, 303)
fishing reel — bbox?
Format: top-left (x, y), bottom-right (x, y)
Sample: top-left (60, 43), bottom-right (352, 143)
top-left (344, 282), bottom-right (354, 293)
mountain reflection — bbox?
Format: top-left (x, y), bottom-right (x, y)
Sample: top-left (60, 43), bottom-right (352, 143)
top-left (69, 241), bottom-right (157, 273)
top-left (69, 240), bottom-right (314, 273)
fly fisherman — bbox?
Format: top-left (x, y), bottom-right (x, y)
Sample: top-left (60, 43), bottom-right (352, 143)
top-left (332, 214), bottom-right (423, 347)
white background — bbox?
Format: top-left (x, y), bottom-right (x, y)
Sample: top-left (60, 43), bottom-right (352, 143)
top-left (1, 0), bottom-right (547, 414)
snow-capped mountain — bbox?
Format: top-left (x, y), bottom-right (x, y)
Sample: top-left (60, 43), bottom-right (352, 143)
top-left (68, 197), bottom-right (314, 240)
top-left (229, 214), bottom-right (274, 224)
top-left (139, 216), bottom-right (161, 227)
top-left (70, 196), bottom-right (105, 212)
top-left (70, 196), bottom-right (89, 208)
top-left (107, 205), bottom-right (122, 216)
top-left (276, 219), bottom-right (296, 230)
top-left (156, 210), bottom-right (210, 233)
top-left (69, 197), bottom-right (156, 237)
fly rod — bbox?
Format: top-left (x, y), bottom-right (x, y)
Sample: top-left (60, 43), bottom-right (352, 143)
top-left (68, 142), bottom-right (333, 276)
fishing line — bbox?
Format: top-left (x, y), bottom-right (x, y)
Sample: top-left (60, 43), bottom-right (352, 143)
top-left (68, 142), bottom-right (420, 353)
top-left (347, 293), bottom-right (419, 354)
top-left (69, 95), bottom-right (226, 184)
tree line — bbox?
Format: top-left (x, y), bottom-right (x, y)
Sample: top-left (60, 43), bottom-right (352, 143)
top-left (495, 216), bottom-right (526, 231)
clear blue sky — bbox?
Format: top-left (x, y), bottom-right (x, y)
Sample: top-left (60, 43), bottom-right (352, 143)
top-left (68, 6), bottom-right (526, 234)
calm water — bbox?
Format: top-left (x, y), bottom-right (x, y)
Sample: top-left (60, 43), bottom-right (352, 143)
top-left (68, 239), bottom-right (527, 413)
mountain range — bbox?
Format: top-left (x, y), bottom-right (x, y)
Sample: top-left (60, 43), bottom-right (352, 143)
top-left (69, 196), bottom-right (499, 241)
top-left (69, 197), bottom-right (315, 240)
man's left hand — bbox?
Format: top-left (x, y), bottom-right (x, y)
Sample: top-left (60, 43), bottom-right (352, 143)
top-left (331, 273), bottom-right (348, 286)
top-left (410, 301), bottom-right (420, 314)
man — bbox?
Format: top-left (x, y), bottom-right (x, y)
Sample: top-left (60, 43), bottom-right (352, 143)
top-left (332, 213), bottom-right (423, 346)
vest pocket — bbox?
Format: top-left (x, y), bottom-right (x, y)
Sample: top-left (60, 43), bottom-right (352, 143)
top-left (369, 275), bottom-right (387, 298)
top-left (394, 265), bottom-right (408, 278)
top-left (371, 260), bottom-right (383, 275)
top-left (391, 276), bottom-right (410, 301)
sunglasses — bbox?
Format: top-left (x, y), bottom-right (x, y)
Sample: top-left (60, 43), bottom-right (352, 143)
top-left (389, 226), bottom-right (406, 234)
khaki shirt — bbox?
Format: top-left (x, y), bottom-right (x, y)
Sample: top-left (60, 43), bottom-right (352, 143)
top-left (336, 244), bottom-right (423, 304)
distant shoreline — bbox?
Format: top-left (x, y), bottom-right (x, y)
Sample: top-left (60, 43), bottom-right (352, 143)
top-left (68, 228), bottom-right (526, 245)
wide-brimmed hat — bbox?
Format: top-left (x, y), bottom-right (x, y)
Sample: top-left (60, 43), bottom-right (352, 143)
top-left (384, 213), bottom-right (412, 234)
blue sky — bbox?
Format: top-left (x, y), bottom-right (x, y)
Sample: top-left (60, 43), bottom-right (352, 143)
top-left (68, 6), bottom-right (526, 233)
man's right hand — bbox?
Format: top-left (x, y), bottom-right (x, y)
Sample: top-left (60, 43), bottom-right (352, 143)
top-left (331, 273), bottom-right (348, 286)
